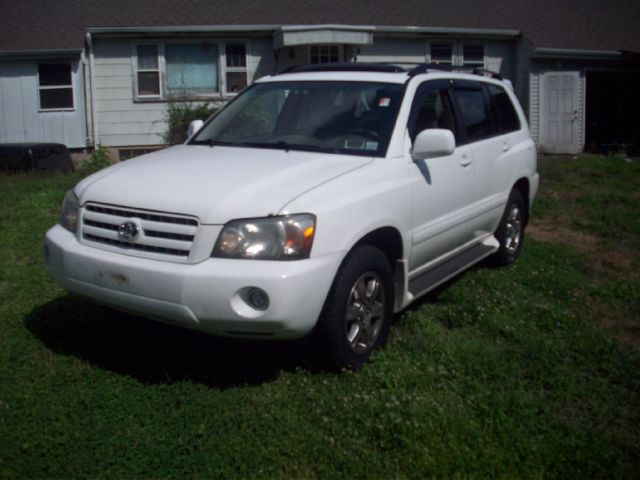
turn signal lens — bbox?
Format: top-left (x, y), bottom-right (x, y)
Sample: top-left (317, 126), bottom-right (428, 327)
top-left (212, 214), bottom-right (316, 260)
top-left (60, 190), bottom-right (80, 233)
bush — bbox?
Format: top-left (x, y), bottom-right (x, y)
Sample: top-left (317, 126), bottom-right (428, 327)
top-left (164, 101), bottom-right (218, 145)
top-left (82, 145), bottom-right (112, 176)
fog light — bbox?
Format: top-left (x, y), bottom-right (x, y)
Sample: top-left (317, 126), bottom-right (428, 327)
top-left (247, 287), bottom-right (269, 311)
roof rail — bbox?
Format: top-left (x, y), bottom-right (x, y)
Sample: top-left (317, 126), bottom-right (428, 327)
top-left (408, 63), bottom-right (503, 80)
top-left (275, 63), bottom-right (407, 75)
top-left (471, 67), bottom-right (503, 80)
top-left (274, 62), bottom-right (504, 80)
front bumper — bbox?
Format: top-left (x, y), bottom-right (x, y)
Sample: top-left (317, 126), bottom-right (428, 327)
top-left (44, 225), bottom-right (342, 339)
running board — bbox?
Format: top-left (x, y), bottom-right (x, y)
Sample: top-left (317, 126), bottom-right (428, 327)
top-left (407, 236), bottom-right (499, 301)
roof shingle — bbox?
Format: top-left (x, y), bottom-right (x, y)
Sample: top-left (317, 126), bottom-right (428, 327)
top-left (1, 0), bottom-right (638, 55)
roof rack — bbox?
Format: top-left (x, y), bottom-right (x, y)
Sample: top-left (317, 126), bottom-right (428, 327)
top-left (275, 62), bottom-right (503, 80)
top-left (276, 63), bottom-right (407, 75)
top-left (408, 64), bottom-right (503, 80)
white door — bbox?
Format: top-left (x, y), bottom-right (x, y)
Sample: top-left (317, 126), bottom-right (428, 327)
top-left (541, 72), bottom-right (581, 154)
top-left (407, 80), bottom-right (477, 270)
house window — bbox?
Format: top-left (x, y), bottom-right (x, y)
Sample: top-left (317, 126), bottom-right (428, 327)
top-left (428, 43), bottom-right (486, 68)
top-left (225, 43), bottom-right (247, 94)
top-left (136, 45), bottom-right (161, 97)
top-left (166, 43), bottom-right (219, 96)
top-left (462, 45), bottom-right (485, 67)
top-left (38, 63), bottom-right (73, 110)
top-left (430, 44), bottom-right (453, 66)
top-left (133, 41), bottom-right (248, 99)
top-left (310, 45), bottom-right (340, 64)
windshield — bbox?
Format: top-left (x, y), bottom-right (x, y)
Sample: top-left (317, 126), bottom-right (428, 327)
top-left (191, 81), bottom-right (404, 157)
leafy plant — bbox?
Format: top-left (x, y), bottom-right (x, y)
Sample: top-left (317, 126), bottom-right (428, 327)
top-left (164, 101), bottom-right (218, 145)
top-left (81, 145), bottom-right (112, 176)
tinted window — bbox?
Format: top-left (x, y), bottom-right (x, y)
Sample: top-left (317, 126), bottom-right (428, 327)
top-left (192, 81), bottom-right (404, 157)
top-left (410, 82), bottom-right (458, 142)
top-left (487, 84), bottom-right (520, 133)
top-left (452, 84), bottom-right (494, 143)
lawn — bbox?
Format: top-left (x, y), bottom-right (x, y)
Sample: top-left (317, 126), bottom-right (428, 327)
top-left (0, 155), bottom-right (639, 479)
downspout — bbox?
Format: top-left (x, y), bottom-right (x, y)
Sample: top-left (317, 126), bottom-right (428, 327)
top-left (85, 32), bottom-right (98, 147)
top-left (80, 52), bottom-right (90, 147)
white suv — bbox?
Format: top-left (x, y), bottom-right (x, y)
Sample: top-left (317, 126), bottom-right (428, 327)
top-left (45, 64), bottom-right (539, 369)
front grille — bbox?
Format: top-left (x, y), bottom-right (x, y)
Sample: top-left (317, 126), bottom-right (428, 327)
top-left (81, 203), bottom-right (198, 261)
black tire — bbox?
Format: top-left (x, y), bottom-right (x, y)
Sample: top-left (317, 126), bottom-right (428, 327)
top-left (313, 245), bottom-right (394, 371)
top-left (491, 189), bottom-right (526, 266)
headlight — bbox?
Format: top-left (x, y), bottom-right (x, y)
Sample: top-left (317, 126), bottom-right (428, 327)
top-left (60, 190), bottom-right (80, 233)
top-left (212, 214), bottom-right (316, 260)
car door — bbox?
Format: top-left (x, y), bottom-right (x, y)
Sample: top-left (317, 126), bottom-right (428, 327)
top-left (476, 83), bottom-right (528, 230)
top-left (448, 80), bottom-right (508, 235)
top-left (407, 80), bottom-right (477, 270)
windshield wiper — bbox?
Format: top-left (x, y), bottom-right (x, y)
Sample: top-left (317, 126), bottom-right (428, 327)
top-left (239, 141), bottom-right (332, 154)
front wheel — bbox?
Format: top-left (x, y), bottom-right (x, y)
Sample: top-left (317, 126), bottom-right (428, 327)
top-left (491, 189), bottom-right (526, 266)
top-left (313, 245), bottom-right (394, 370)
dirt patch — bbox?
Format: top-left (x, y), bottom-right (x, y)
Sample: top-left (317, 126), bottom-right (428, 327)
top-left (529, 219), bottom-right (639, 347)
top-left (528, 220), bottom-right (598, 252)
top-left (528, 220), bottom-right (638, 280)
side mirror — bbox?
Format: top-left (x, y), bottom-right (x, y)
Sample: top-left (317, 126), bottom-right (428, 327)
top-left (411, 129), bottom-right (456, 160)
top-left (187, 119), bottom-right (204, 138)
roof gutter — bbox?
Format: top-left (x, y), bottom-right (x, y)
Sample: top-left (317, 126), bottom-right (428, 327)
top-left (534, 47), bottom-right (623, 59)
top-left (87, 24), bottom-right (520, 38)
top-left (374, 26), bottom-right (520, 37)
top-left (87, 25), bottom-right (282, 34)
top-left (0, 48), bottom-right (82, 59)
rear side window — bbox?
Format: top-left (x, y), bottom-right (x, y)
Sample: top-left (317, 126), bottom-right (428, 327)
top-left (487, 84), bottom-right (520, 133)
top-left (452, 83), bottom-right (494, 143)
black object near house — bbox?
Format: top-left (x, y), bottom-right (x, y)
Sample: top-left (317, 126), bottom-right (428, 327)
top-left (0, 143), bottom-right (73, 172)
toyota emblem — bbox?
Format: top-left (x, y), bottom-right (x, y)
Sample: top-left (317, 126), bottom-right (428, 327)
top-left (118, 221), bottom-right (139, 241)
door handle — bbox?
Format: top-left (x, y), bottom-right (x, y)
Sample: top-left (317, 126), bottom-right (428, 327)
top-left (502, 142), bottom-right (511, 152)
top-left (460, 155), bottom-right (473, 167)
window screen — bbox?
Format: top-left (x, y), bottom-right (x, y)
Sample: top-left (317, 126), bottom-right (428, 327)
top-left (310, 45), bottom-right (340, 64)
top-left (462, 45), bottom-right (484, 67)
top-left (430, 44), bottom-right (453, 66)
top-left (136, 45), bottom-right (161, 96)
top-left (38, 64), bottom-right (73, 110)
top-left (166, 44), bottom-right (219, 95)
top-left (225, 43), bottom-right (248, 94)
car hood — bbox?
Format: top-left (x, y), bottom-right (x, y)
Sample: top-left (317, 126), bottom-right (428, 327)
top-left (76, 145), bottom-right (372, 224)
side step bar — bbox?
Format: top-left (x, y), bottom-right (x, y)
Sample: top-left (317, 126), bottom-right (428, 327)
top-left (407, 236), bottom-right (499, 301)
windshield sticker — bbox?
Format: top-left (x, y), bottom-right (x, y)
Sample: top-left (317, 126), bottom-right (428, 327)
top-left (366, 141), bottom-right (379, 151)
top-left (344, 139), bottom-right (366, 150)
top-left (378, 97), bottom-right (391, 107)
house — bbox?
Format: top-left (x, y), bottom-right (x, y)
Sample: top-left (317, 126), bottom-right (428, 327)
top-left (1, 0), bottom-right (638, 159)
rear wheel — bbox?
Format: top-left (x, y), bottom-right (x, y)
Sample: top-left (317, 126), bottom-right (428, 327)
top-left (491, 189), bottom-right (526, 266)
top-left (314, 245), bottom-right (394, 370)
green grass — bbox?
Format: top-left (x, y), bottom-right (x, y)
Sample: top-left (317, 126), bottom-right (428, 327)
top-left (1, 157), bottom-right (639, 479)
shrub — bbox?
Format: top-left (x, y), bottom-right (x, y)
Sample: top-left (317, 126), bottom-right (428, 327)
top-left (82, 145), bottom-right (112, 176)
top-left (164, 101), bottom-right (218, 145)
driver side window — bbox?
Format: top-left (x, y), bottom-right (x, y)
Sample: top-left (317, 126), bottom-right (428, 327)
top-left (409, 81), bottom-right (458, 143)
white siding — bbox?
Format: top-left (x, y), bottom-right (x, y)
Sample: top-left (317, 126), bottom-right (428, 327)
top-left (358, 37), bottom-right (516, 81)
top-left (0, 59), bottom-right (86, 148)
top-left (577, 73), bottom-right (585, 149)
top-left (92, 36), bottom-right (275, 147)
top-left (358, 37), bottom-right (427, 63)
top-left (529, 72), bottom-right (541, 146)
top-left (485, 42), bottom-right (515, 80)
